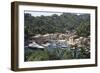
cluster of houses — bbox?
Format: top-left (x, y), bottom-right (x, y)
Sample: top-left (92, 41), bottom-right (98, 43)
top-left (27, 32), bottom-right (90, 51)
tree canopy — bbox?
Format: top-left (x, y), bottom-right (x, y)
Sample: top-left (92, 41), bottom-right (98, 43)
top-left (24, 12), bottom-right (90, 37)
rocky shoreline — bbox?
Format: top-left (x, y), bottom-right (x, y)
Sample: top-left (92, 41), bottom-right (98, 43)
top-left (26, 32), bottom-right (90, 51)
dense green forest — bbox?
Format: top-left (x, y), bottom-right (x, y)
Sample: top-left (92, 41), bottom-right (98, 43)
top-left (24, 13), bottom-right (90, 37)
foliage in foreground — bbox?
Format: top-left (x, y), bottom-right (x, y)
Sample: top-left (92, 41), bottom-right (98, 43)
top-left (24, 47), bottom-right (90, 61)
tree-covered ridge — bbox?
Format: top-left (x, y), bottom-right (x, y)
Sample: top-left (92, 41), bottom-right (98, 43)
top-left (24, 12), bottom-right (90, 37)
